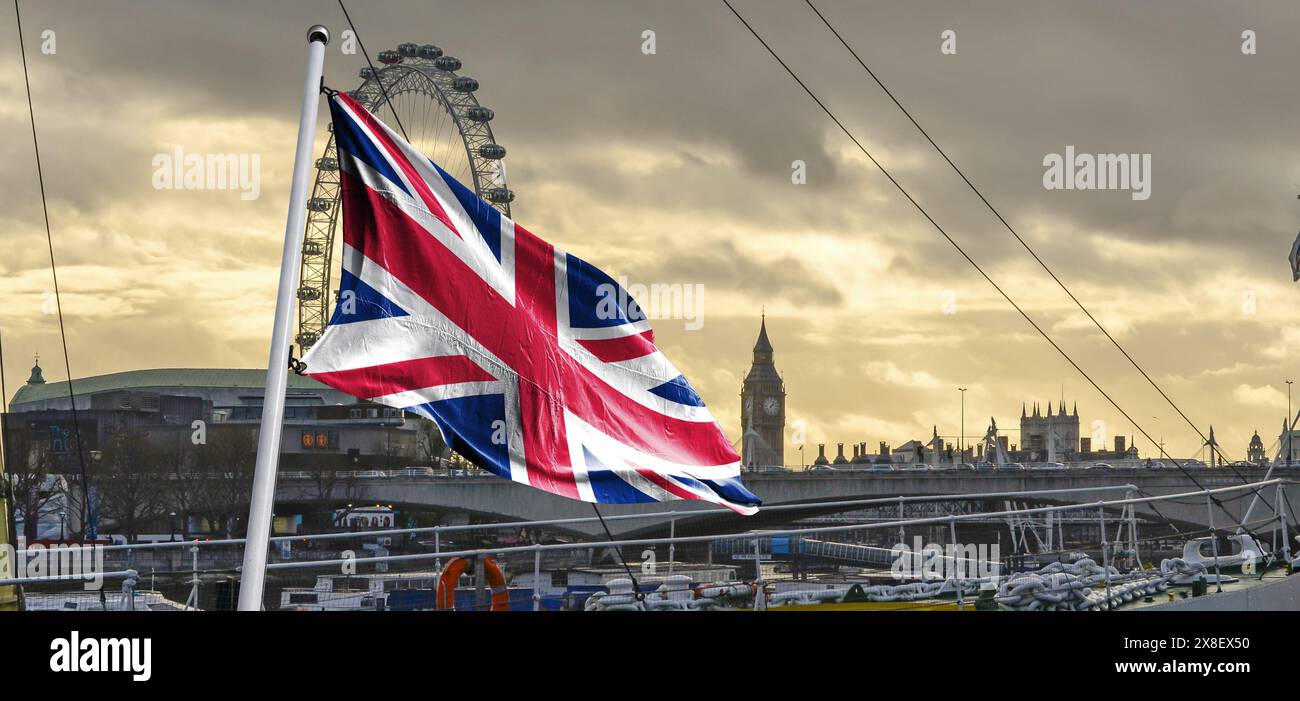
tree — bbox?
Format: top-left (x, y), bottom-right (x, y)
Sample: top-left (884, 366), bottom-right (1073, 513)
top-left (96, 430), bottom-right (168, 543)
top-left (308, 468), bottom-right (361, 528)
top-left (414, 420), bottom-right (448, 467)
top-left (191, 426), bottom-right (257, 538)
top-left (3, 425), bottom-right (60, 541)
top-left (157, 430), bottom-right (207, 540)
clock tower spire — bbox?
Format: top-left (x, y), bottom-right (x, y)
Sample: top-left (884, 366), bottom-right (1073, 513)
top-left (740, 313), bottom-right (785, 468)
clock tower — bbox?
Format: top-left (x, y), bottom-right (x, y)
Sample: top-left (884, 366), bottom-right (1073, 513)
top-left (740, 314), bottom-right (785, 468)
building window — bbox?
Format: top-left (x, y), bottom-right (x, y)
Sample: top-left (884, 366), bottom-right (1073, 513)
top-left (301, 430), bottom-right (338, 450)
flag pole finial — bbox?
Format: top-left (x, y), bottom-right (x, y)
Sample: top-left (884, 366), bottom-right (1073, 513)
top-left (308, 25), bottom-right (330, 45)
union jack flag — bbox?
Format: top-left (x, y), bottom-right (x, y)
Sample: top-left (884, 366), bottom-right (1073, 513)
top-left (300, 93), bottom-right (760, 515)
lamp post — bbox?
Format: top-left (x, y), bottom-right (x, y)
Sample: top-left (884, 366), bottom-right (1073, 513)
top-left (958, 388), bottom-right (967, 460)
top-left (1288, 380), bottom-right (1294, 465)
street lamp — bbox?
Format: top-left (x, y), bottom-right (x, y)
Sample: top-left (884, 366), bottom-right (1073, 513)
top-left (958, 388), bottom-right (967, 460)
top-left (1288, 380), bottom-right (1294, 465)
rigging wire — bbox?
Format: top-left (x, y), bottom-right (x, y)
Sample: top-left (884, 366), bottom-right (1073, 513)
top-left (12, 0), bottom-right (92, 534)
top-left (803, 0), bottom-right (1268, 510)
top-left (592, 503), bottom-right (643, 600)
top-left (336, 0), bottom-right (411, 142)
top-left (719, 0), bottom-right (1256, 536)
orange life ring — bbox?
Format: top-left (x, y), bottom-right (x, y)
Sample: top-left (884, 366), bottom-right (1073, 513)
top-left (436, 556), bottom-right (509, 611)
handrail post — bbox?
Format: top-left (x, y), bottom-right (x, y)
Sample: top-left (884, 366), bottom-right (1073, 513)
top-left (532, 545), bottom-right (542, 612)
top-left (897, 496), bottom-right (905, 545)
top-left (1205, 491), bottom-right (1223, 593)
top-left (1278, 483), bottom-right (1291, 565)
top-left (1125, 489), bottom-right (1140, 570)
top-left (948, 516), bottom-right (963, 610)
top-left (434, 527), bottom-right (441, 571)
top-left (1098, 504), bottom-right (1111, 609)
top-left (668, 517), bottom-right (676, 574)
top-left (752, 536), bottom-right (766, 611)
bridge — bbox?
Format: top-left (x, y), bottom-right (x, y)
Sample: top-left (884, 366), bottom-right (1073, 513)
top-left (276, 467), bottom-right (1299, 538)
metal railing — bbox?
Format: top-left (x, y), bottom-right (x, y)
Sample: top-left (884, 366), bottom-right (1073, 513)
top-left (15, 482), bottom-right (1143, 556)
top-left (263, 479), bottom-right (1287, 571)
top-left (10, 479), bottom-right (1292, 611)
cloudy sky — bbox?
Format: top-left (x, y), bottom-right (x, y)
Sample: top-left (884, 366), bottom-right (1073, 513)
top-left (3, 0), bottom-right (1300, 462)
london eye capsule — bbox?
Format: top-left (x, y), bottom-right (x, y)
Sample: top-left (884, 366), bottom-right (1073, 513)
top-left (486, 188), bottom-right (515, 204)
top-left (297, 287), bottom-right (322, 301)
top-left (417, 44), bottom-right (443, 60)
top-left (359, 66), bottom-right (377, 79)
top-left (452, 76), bottom-right (479, 93)
top-left (302, 241), bottom-right (324, 256)
top-left (307, 198), bottom-right (333, 213)
top-left (315, 157), bottom-right (338, 171)
top-left (466, 106), bottom-right (494, 122)
top-left (398, 42), bottom-right (418, 57)
top-left (433, 55), bottom-right (462, 71)
top-left (478, 144), bottom-right (506, 159)
top-left (378, 50), bottom-right (402, 64)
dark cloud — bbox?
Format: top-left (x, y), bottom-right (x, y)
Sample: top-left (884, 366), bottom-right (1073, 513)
top-left (3, 0), bottom-right (1300, 458)
top-left (630, 238), bottom-right (844, 306)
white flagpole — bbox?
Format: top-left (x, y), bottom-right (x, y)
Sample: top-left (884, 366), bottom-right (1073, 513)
top-left (238, 24), bottom-right (330, 611)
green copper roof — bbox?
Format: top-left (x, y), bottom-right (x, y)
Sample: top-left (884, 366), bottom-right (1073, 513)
top-left (10, 367), bottom-right (330, 407)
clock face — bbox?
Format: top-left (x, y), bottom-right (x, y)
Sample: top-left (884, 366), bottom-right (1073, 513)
top-left (763, 397), bottom-right (780, 416)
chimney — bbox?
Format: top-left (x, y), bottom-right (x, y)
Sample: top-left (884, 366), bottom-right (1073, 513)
top-left (1081, 437), bottom-right (1091, 453)
top-left (879, 441), bottom-right (890, 456)
top-left (852, 444), bottom-right (859, 459)
top-left (1114, 436), bottom-right (1126, 453)
top-left (817, 444), bottom-right (826, 460)
top-left (835, 443), bottom-right (846, 462)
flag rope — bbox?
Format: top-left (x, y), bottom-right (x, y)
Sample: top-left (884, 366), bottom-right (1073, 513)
top-left (592, 504), bottom-right (643, 601)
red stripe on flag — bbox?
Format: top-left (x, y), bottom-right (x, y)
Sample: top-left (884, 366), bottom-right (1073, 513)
top-left (635, 468), bottom-right (700, 502)
top-left (308, 355), bottom-right (495, 401)
top-left (576, 331), bottom-right (657, 363)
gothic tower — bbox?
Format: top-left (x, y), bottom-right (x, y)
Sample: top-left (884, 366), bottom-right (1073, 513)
top-left (740, 315), bottom-right (785, 468)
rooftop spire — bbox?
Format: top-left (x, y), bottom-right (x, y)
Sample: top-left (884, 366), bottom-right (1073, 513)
top-left (752, 313), bottom-right (773, 356)
top-left (27, 353), bottom-right (46, 385)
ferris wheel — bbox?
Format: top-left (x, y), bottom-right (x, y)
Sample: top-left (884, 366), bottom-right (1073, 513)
top-left (295, 41), bottom-right (513, 350)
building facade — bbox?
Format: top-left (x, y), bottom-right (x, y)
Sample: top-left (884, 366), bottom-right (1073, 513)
top-left (7, 364), bottom-right (444, 473)
top-left (1018, 401), bottom-right (1080, 462)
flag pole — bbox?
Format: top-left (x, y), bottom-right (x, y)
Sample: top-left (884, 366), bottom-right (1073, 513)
top-left (237, 24), bottom-right (330, 611)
